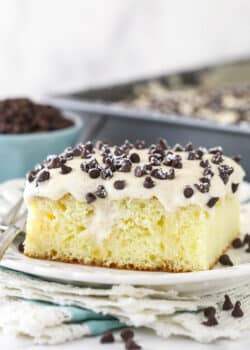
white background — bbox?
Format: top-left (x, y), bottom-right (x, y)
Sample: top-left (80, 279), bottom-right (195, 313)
top-left (0, 0), bottom-right (250, 96)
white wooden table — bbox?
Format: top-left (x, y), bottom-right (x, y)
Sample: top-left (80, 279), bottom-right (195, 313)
top-left (1, 329), bottom-right (250, 350)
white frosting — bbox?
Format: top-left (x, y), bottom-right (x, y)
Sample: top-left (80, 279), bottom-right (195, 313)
top-left (24, 147), bottom-right (245, 213)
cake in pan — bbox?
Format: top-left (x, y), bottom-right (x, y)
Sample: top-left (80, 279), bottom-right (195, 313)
top-left (24, 140), bottom-right (245, 272)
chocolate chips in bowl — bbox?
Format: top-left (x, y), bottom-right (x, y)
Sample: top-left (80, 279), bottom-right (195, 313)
top-left (0, 98), bottom-right (83, 181)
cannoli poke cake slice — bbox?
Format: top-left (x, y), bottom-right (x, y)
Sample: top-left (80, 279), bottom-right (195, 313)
top-left (24, 140), bottom-right (245, 272)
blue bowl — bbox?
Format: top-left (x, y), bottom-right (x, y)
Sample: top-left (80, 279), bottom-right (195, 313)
top-left (0, 112), bottom-right (83, 181)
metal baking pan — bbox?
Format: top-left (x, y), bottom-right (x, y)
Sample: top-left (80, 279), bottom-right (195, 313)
top-left (44, 59), bottom-right (250, 179)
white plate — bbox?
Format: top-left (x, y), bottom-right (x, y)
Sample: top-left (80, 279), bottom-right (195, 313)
top-left (1, 238), bottom-right (250, 293)
top-left (1, 179), bottom-right (250, 293)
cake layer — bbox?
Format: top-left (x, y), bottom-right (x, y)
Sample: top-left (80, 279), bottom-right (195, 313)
top-left (25, 194), bottom-right (240, 272)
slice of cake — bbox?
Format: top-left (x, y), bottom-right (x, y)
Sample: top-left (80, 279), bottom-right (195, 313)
top-left (24, 140), bottom-right (245, 272)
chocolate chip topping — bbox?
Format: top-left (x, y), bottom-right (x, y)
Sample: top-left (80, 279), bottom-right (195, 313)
top-left (184, 186), bottom-right (194, 198)
top-left (100, 331), bottom-right (114, 344)
top-left (143, 176), bottom-right (155, 188)
top-left (232, 301), bottom-right (244, 318)
top-left (125, 338), bottom-right (141, 350)
top-left (232, 238), bottom-right (243, 249)
top-left (114, 180), bottom-right (126, 190)
top-left (37, 170), bottom-right (50, 182)
top-left (174, 143), bottom-right (184, 152)
top-left (233, 155), bottom-right (241, 164)
top-left (129, 153), bottom-right (140, 163)
top-left (203, 306), bottom-right (216, 318)
top-left (211, 153), bottom-right (224, 164)
top-left (47, 156), bottom-right (62, 169)
top-left (119, 159), bottom-right (132, 172)
top-left (209, 146), bottom-right (223, 155)
top-left (219, 254), bottom-right (233, 266)
top-left (95, 185), bottom-right (107, 199)
top-left (60, 164), bottom-right (72, 175)
top-left (222, 295), bottom-right (234, 310)
top-left (185, 142), bottom-right (193, 151)
top-left (202, 316), bottom-right (218, 327)
top-left (120, 329), bottom-right (134, 342)
top-left (232, 183), bottom-right (239, 193)
top-left (18, 241), bottom-right (25, 253)
top-left (134, 140), bottom-right (146, 149)
top-left (85, 192), bottom-right (96, 204)
top-left (89, 168), bottom-right (101, 179)
top-left (243, 233), bottom-right (250, 245)
top-left (194, 183), bottom-right (210, 193)
top-left (207, 197), bottom-right (219, 208)
top-left (134, 166), bottom-right (145, 177)
top-left (245, 241), bottom-right (250, 253)
top-left (218, 164), bottom-right (234, 184)
top-left (151, 168), bottom-right (167, 180)
top-left (200, 159), bottom-right (209, 168)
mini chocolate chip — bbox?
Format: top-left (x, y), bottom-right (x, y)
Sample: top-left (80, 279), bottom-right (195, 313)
top-left (143, 176), bottom-right (155, 189)
top-left (81, 148), bottom-right (91, 159)
top-left (204, 306), bottom-right (216, 318)
top-left (72, 147), bottom-right (81, 156)
top-left (114, 146), bottom-right (124, 156)
top-left (232, 238), bottom-right (243, 249)
top-left (89, 168), bottom-right (100, 179)
top-left (202, 316), bottom-right (218, 327)
top-left (194, 183), bottom-right (210, 193)
top-left (166, 168), bottom-right (175, 179)
top-left (18, 241), bottom-right (25, 253)
top-left (209, 146), bottom-right (223, 155)
top-left (185, 142), bottom-right (193, 151)
top-left (85, 192), bottom-right (96, 204)
top-left (233, 155), bottom-right (241, 163)
top-left (120, 329), bottom-right (134, 342)
top-left (125, 338), bottom-right (141, 350)
top-left (207, 197), bottom-right (219, 208)
top-left (184, 186), bottom-right (194, 198)
top-left (219, 254), bottom-right (233, 266)
top-left (199, 177), bottom-right (210, 184)
top-left (129, 153), bottom-right (140, 163)
top-left (158, 138), bottom-right (168, 150)
top-left (211, 153), bottom-right (224, 164)
top-left (200, 159), bottom-right (209, 168)
top-left (27, 171), bottom-right (36, 183)
top-left (100, 331), bottom-right (114, 344)
top-left (114, 180), bottom-right (126, 190)
top-left (134, 166), bottom-right (145, 177)
top-left (119, 159), bottom-right (132, 172)
top-left (47, 156), bottom-right (62, 169)
top-left (174, 143), bottom-right (184, 152)
top-left (218, 165), bottom-right (234, 185)
top-left (243, 233), bottom-right (250, 245)
top-left (245, 241), bottom-right (250, 253)
top-left (95, 185), bottom-right (107, 198)
top-left (232, 301), bottom-right (244, 318)
top-left (135, 140), bottom-right (146, 149)
top-left (143, 164), bottom-right (153, 173)
top-left (203, 167), bottom-right (214, 178)
top-left (37, 170), bottom-right (50, 182)
top-left (187, 151), bottom-right (196, 160)
top-left (232, 183), bottom-right (239, 193)
top-left (100, 167), bottom-right (113, 180)
top-left (222, 295), bottom-right (234, 310)
top-left (149, 155), bottom-right (161, 166)
top-left (151, 168), bottom-right (166, 180)
top-left (60, 164), bottom-right (72, 175)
